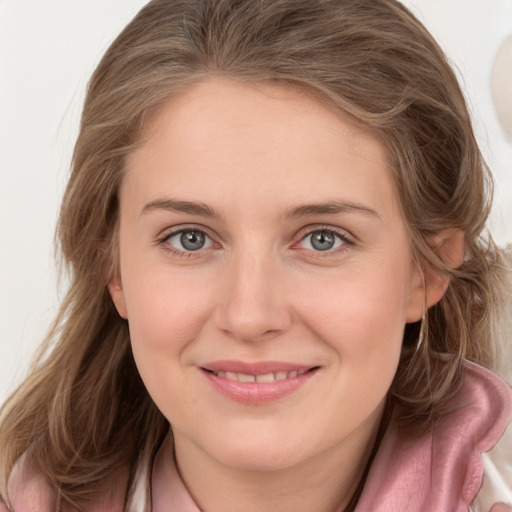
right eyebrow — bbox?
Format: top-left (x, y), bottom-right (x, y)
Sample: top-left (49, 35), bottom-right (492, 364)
top-left (140, 198), bottom-right (219, 218)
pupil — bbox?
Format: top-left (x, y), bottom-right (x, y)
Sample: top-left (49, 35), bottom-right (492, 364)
top-left (180, 231), bottom-right (205, 251)
top-left (311, 231), bottom-right (335, 251)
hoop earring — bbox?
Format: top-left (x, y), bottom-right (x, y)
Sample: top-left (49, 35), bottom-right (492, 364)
top-left (415, 310), bottom-right (426, 352)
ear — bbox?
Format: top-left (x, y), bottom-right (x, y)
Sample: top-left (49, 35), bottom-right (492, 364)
top-left (108, 273), bottom-right (128, 320)
top-left (405, 229), bottom-right (465, 322)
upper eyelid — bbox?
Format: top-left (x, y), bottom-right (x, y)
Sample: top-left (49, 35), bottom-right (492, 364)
top-left (158, 224), bottom-right (216, 241)
top-left (294, 224), bottom-right (356, 242)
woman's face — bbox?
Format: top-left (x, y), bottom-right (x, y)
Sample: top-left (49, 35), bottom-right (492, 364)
top-left (110, 78), bottom-right (425, 473)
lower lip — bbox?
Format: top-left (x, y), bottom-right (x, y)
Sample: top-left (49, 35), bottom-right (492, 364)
top-left (201, 368), bottom-right (318, 405)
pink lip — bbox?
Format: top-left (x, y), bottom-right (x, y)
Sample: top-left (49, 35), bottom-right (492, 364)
top-left (200, 360), bottom-right (319, 405)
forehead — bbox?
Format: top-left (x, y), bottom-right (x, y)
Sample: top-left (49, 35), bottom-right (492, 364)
top-left (138, 78), bottom-right (385, 161)
top-left (123, 78), bottom-right (400, 221)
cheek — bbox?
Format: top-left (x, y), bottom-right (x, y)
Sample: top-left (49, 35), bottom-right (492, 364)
top-left (120, 265), bottom-right (215, 384)
top-left (301, 264), bottom-right (410, 345)
top-left (122, 273), bottom-right (211, 422)
top-left (121, 244), bottom-right (214, 336)
top-left (294, 262), bottom-right (411, 392)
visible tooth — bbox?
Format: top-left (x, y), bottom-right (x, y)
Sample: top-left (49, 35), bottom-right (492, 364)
top-left (214, 369), bottom-right (309, 382)
top-left (256, 372), bottom-right (276, 383)
top-left (238, 373), bottom-right (256, 383)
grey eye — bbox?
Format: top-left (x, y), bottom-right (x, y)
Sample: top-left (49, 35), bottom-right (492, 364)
top-left (165, 229), bottom-right (213, 252)
top-left (298, 229), bottom-right (346, 252)
top-left (309, 231), bottom-right (336, 251)
top-left (180, 230), bottom-right (206, 251)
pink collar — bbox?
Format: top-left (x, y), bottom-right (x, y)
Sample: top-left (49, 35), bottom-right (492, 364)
top-left (152, 360), bottom-right (512, 512)
top-left (354, 359), bottom-right (512, 511)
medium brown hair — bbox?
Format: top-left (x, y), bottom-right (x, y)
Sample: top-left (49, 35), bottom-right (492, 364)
top-left (0, 0), bottom-right (507, 509)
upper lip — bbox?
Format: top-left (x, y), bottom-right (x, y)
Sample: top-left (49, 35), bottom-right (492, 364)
top-left (201, 360), bottom-right (317, 375)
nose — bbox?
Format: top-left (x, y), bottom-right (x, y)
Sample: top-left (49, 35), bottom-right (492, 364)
top-left (214, 248), bottom-right (292, 343)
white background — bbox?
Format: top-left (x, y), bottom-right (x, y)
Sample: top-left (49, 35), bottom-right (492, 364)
top-left (1, 0), bottom-right (511, 403)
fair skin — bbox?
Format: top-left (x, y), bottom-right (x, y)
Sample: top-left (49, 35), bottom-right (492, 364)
top-left (109, 78), bottom-right (455, 512)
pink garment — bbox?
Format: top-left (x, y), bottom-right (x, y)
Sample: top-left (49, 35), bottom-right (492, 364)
top-left (3, 360), bottom-right (511, 511)
top-left (353, 360), bottom-right (512, 511)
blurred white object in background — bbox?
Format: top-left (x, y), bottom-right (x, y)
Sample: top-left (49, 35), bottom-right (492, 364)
top-left (492, 35), bottom-right (512, 142)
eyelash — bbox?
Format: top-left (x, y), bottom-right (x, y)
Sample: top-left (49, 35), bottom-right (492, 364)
top-left (156, 224), bottom-right (355, 259)
top-left (294, 225), bottom-right (355, 258)
top-left (156, 225), bottom-right (216, 258)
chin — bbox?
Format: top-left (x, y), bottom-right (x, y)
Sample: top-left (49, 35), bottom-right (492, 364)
top-left (207, 432), bottom-right (307, 473)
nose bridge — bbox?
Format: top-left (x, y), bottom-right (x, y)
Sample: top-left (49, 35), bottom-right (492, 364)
top-left (216, 243), bottom-right (289, 342)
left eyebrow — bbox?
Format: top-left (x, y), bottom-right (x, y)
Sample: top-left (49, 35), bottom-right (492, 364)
top-left (281, 200), bottom-right (381, 220)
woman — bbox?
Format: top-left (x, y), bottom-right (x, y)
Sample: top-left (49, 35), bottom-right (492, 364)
top-left (0, 1), bottom-right (510, 510)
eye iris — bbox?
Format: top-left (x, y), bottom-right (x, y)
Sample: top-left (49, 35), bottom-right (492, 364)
top-left (310, 231), bottom-right (335, 251)
top-left (180, 231), bottom-right (205, 251)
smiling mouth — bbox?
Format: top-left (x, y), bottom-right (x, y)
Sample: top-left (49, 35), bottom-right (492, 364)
top-left (202, 367), bottom-right (317, 383)
top-left (200, 363), bottom-right (320, 404)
